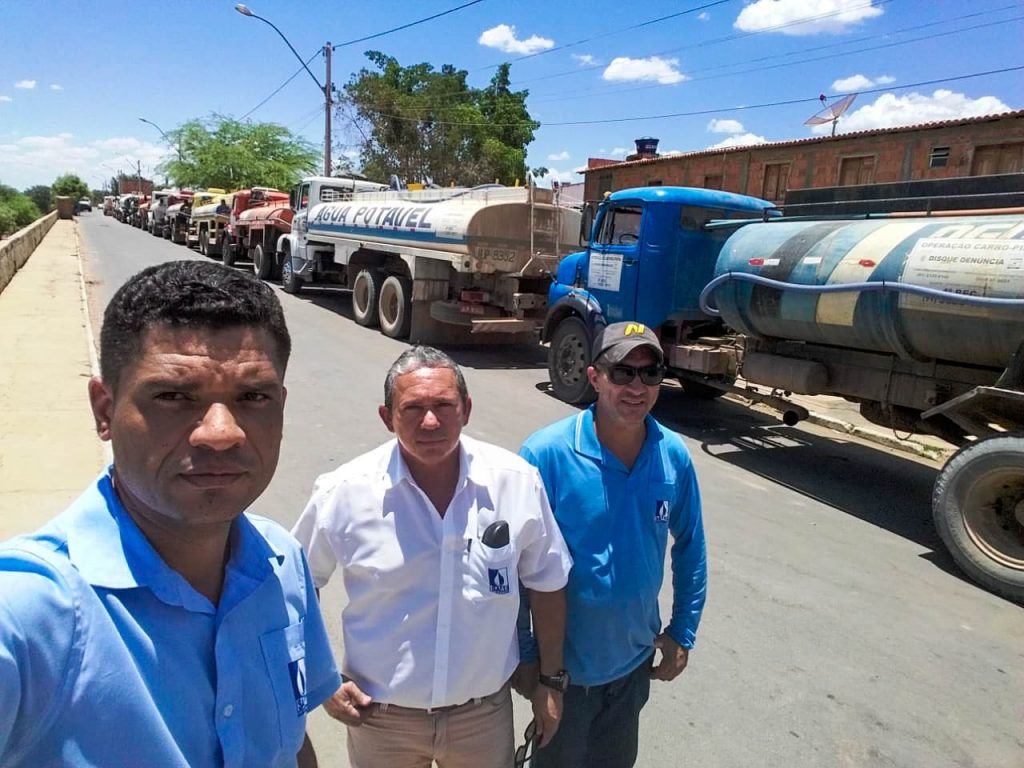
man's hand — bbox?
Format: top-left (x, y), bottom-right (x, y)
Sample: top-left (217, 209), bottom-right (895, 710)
top-left (323, 681), bottom-right (374, 726)
top-left (511, 661), bottom-right (539, 699)
top-left (650, 632), bottom-right (690, 682)
top-left (531, 685), bottom-right (563, 748)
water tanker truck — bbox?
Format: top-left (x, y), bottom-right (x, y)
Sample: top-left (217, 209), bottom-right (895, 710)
top-left (220, 187), bottom-right (294, 273)
top-left (277, 177), bottom-right (582, 342)
top-left (544, 186), bottom-right (1024, 603)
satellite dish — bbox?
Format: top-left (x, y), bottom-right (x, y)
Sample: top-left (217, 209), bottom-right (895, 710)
top-left (805, 93), bottom-right (857, 136)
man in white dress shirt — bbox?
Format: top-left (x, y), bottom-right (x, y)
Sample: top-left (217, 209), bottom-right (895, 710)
top-left (292, 346), bottom-right (572, 768)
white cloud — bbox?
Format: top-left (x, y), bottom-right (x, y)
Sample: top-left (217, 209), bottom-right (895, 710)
top-left (50, 84), bottom-right (63, 91)
top-left (707, 132), bottom-right (768, 149)
top-left (14, 80), bottom-right (36, 90)
top-left (572, 54), bottom-right (598, 66)
top-left (478, 24), bottom-right (554, 55)
top-left (342, 148), bottom-right (360, 160)
top-left (813, 89), bottom-right (1011, 135)
top-left (0, 96), bottom-right (11, 103)
top-left (548, 150), bottom-right (569, 161)
top-left (545, 167), bottom-right (583, 183)
top-left (610, 147), bottom-right (630, 158)
top-left (698, 12), bottom-right (710, 21)
top-left (735, 0), bottom-right (883, 36)
top-left (707, 118), bottom-right (745, 134)
top-left (603, 56), bottom-right (686, 85)
top-left (0, 133), bottom-right (172, 189)
top-left (831, 73), bottom-right (895, 93)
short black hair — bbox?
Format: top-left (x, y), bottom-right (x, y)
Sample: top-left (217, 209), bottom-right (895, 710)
top-left (99, 260), bottom-right (291, 388)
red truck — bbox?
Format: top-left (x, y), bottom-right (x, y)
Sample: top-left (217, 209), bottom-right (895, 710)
top-left (221, 187), bottom-right (293, 279)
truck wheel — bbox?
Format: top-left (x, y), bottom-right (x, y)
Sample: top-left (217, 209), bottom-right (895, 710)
top-left (352, 269), bottom-right (382, 328)
top-left (932, 433), bottom-right (1024, 604)
top-left (222, 236), bottom-right (236, 267)
top-left (253, 244), bottom-right (273, 280)
top-left (548, 316), bottom-right (597, 404)
top-left (378, 276), bottom-right (412, 339)
top-left (281, 254), bottom-right (303, 295)
top-left (199, 230), bottom-right (210, 256)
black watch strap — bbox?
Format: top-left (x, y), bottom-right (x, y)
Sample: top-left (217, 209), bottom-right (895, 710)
top-left (538, 669), bottom-right (570, 693)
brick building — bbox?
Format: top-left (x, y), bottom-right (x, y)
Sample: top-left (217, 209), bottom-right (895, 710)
top-left (118, 178), bottom-right (154, 197)
top-left (582, 110), bottom-right (1024, 204)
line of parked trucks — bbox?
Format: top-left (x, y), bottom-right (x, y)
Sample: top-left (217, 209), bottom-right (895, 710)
top-left (103, 172), bottom-right (1024, 604)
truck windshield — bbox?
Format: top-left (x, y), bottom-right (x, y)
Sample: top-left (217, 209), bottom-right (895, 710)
top-left (597, 205), bottom-right (642, 245)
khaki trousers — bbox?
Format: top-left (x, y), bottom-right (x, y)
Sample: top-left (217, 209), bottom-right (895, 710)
top-left (346, 684), bottom-right (514, 768)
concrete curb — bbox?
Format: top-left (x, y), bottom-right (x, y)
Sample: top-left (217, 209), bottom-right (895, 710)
top-left (802, 412), bottom-right (954, 462)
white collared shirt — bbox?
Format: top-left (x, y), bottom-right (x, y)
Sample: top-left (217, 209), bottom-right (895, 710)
top-left (292, 435), bottom-right (572, 709)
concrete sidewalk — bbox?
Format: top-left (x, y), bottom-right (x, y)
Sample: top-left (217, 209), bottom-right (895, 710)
top-left (0, 219), bottom-right (107, 540)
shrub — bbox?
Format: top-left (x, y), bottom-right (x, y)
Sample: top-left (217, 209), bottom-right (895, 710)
top-left (0, 204), bottom-right (17, 238)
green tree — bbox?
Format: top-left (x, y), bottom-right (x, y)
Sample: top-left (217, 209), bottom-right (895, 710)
top-left (162, 116), bottom-right (319, 190)
top-left (341, 53), bottom-right (539, 186)
top-left (52, 174), bottom-right (90, 201)
top-left (24, 185), bottom-right (52, 213)
top-left (0, 184), bottom-right (42, 235)
top-left (0, 205), bottom-right (16, 237)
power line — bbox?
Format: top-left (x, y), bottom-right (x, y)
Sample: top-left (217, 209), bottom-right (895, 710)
top-left (527, 6), bottom-right (1024, 105)
top-left (363, 65), bottom-right (1024, 128)
top-left (476, 0), bottom-right (736, 70)
top-left (510, 0), bottom-right (893, 86)
top-left (241, 49), bottom-right (322, 120)
top-left (333, 0), bottom-right (488, 49)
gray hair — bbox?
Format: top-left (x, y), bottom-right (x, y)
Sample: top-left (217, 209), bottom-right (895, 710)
top-left (383, 345), bottom-right (469, 409)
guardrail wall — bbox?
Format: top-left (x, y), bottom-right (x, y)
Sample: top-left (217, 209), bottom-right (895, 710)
top-left (0, 212), bottom-right (59, 297)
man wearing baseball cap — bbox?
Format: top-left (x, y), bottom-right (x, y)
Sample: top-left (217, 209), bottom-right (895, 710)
top-left (514, 321), bottom-right (708, 768)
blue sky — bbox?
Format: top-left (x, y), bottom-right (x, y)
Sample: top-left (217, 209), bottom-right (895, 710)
top-left (1, 0), bottom-right (1021, 191)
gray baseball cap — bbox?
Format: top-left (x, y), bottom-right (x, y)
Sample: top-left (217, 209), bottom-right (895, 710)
top-left (592, 322), bottom-right (664, 366)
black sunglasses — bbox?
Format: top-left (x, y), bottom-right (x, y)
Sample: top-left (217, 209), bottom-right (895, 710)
top-left (603, 363), bottom-right (666, 386)
top-left (514, 719), bottom-right (538, 767)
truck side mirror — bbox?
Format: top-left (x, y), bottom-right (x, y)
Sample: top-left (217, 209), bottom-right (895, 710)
top-left (579, 204), bottom-right (594, 247)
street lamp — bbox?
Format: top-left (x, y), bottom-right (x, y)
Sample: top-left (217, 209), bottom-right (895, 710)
top-left (235, 4), bottom-right (332, 176)
top-left (138, 117), bottom-right (184, 163)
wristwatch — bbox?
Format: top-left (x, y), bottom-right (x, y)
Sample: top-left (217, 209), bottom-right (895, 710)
top-left (538, 669), bottom-right (571, 693)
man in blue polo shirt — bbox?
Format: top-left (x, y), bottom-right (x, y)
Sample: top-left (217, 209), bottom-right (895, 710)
top-left (0, 261), bottom-right (339, 767)
top-left (518, 321), bottom-right (708, 768)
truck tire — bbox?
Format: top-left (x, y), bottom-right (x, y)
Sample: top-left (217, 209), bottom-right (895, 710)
top-left (222, 236), bottom-right (236, 267)
top-left (378, 276), bottom-right (412, 339)
top-left (548, 316), bottom-right (597, 404)
top-left (932, 433), bottom-right (1024, 604)
top-left (281, 253), bottom-right (303, 295)
top-left (253, 244), bottom-right (273, 280)
top-left (352, 269), bottom-right (381, 328)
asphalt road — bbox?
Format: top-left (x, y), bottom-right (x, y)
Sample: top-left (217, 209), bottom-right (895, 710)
top-left (78, 214), bottom-right (1023, 768)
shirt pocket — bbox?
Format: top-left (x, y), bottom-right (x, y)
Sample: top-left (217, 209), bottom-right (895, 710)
top-left (462, 542), bottom-right (516, 601)
top-left (260, 621), bottom-right (309, 757)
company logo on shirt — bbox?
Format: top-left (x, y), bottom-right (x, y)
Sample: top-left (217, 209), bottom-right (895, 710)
top-left (655, 500), bottom-right (670, 523)
top-left (289, 657), bottom-right (309, 716)
top-left (488, 567), bottom-right (510, 595)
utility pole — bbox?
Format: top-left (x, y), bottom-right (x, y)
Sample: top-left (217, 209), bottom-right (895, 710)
top-left (137, 160), bottom-right (143, 196)
top-left (324, 42), bottom-right (332, 177)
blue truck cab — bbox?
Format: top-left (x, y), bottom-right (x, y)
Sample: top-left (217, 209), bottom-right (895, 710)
top-left (543, 186), bottom-right (773, 402)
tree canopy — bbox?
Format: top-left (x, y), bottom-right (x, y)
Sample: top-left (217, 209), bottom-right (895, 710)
top-left (340, 53), bottom-right (539, 186)
top-left (0, 184), bottom-right (43, 237)
top-left (161, 117), bottom-right (320, 191)
top-left (52, 174), bottom-right (90, 201)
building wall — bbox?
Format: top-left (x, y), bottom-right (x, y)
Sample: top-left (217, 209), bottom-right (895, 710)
top-left (583, 113), bottom-right (1024, 202)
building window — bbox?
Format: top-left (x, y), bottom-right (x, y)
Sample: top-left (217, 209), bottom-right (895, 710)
top-left (928, 147), bottom-right (950, 169)
top-left (596, 173), bottom-right (613, 197)
top-left (761, 162), bottom-right (791, 201)
top-left (703, 174), bottom-right (723, 190)
top-left (647, 179), bottom-right (662, 186)
top-left (838, 155), bottom-right (876, 186)
top-left (971, 143), bottom-right (1024, 176)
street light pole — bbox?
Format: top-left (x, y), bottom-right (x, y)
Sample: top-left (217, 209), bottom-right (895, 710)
top-left (138, 117), bottom-right (183, 162)
top-left (235, 4), bottom-right (332, 176)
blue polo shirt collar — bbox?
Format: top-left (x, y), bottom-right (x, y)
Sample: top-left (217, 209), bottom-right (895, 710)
top-left (575, 406), bottom-right (665, 471)
top-left (65, 468), bottom-right (277, 615)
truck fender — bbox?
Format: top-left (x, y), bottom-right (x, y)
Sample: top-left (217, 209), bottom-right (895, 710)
top-left (542, 292), bottom-right (605, 343)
